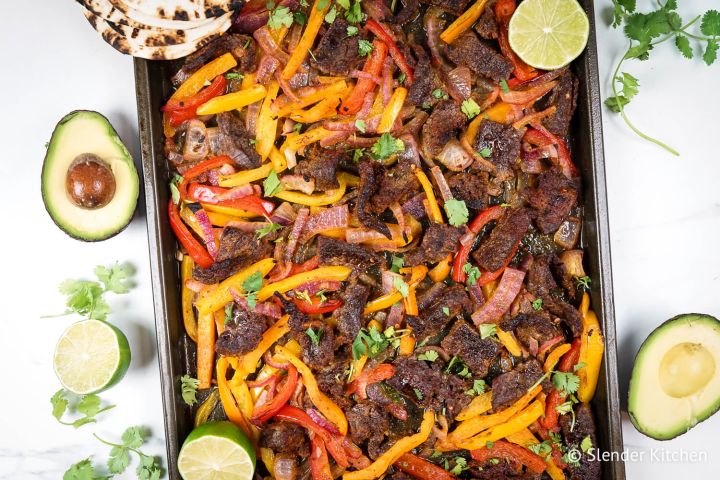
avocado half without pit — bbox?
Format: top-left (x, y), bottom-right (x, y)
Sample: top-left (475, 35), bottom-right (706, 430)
top-left (41, 111), bottom-right (139, 241)
top-left (628, 314), bottom-right (720, 440)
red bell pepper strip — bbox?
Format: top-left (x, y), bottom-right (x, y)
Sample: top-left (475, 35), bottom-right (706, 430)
top-left (250, 365), bottom-right (298, 425)
top-left (290, 256), bottom-right (320, 275)
top-left (470, 440), bottom-right (547, 474)
top-left (529, 124), bottom-right (578, 179)
top-left (186, 182), bottom-right (275, 217)
top-left (293, 296), bottom-right (344, 314)
top-left (275, 405), bottom-right (350, 468)
top-left (339, 40), bottom-right (388, 115)
top-left (310, 435), bottom-right (334, 480)
top-left (495, 0), bottom-right (537, 82)
top-left (178, 155), bottom-right (234, 200)
top-left (168, 200), bottom-right (214, 269)
top-left (364, 20), bottom-right (414, 85)
top-left (345, 363), bottom-right (396, 399)
top-left (452, 206), bottom-right (505, 283)
top-left (534, 424), bottom-right (568, 469)
top-left (394, 453), bottom-right (456, 480)
top-left (162, 76), bottom-right (227, 112)
top-left (540, 339), bottom-right (581, 430)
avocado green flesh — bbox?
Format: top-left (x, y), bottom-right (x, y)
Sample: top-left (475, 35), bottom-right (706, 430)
top-left (41, 110), bottom-right (138, 241)
top-left (628, 314), bottom-right (720, 440)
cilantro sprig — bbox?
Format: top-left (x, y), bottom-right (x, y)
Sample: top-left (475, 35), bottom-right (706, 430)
top-left (51, 389), bottom-right (115, 428)
top-left (55, 263), bottom-right (134, 321)
top-left (94, 427), bottom-right (163, 479)
top-left (180, 375), bottom-right (200, 406)
top-left (607, 0), bottom-right (720, 155)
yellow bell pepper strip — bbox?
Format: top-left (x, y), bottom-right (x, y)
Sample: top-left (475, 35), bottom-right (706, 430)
top-left (237, 315), bottom-right (290, 377)
top-left (230, 372), bottom-right (256, 420)
top-left (448, 385), bottom-right (542, 443)
top-left (505, 429), bottom-right (565, 480)
top-left (195, 258), bottom-right (276, 315)
top-left (274, 172), bottom-right (350, 206)
top-left (260, 448), bottom-right (276, 478)
top-left (282, 0), bottom-right (329, 80)
top-left (219, 162), bottom-right (274, 188)
top-left (194, 388), bottom-right (220, 427)
top-left (179, 206), bottom-right (207, 241)
top-left (377, 87), bottom-right (408, 133)
top-left (217, 357), bottom-right (255, 439)
top-left (256, 81), bottom-right (281, 160)
top-left (398, 334), bottom-right (416, 356)
top-left (497, 328), bottom-right (523, 357)
top-left (579, 291), bottom-right (590, 318)
top-left (197, 310), bottom-right (216, 389)
top-left (201, 203), bottom-right (259, 218)
top-left (440, 0), bottom-right (490, 44)
top-left (196, 84), bottom-right (268, 115)
top-left (204, 211), bottom-right (244, 227)
top-left (343, 411), bottom-right (435, 480)
top-left (365, 266), bottom-right (428, 314)
top-left (269, 146), bottom-right (288, 172)
top-left (543, 343), bottom-right (572, 373)
top-left (289, 95), bottom-right (346, 123)
top-left (276, 345), bottom-right (349, 435)
top-left (428, 254), bottom-right (452, 282)
top-left (454, 400), bottom-right (545, 451)
top-left (577, 309), bottom-right (604, 403)
top-left (348, 355), bottom-right (368, 383)
top-left (242, 72), bottom-right (257, 89)
top-left (257, 266), bottom-right (352, 302)
top-left (285, 126), bottom-right (336, 151)
top-left (456, 391), bottom-right (493, 421)
top-left (275, 81), bottom-right (349, 116)
top-left (413, 166), bottom-right (443, 223)
top-left (214, 307), bottom-right (226, 334)
top-left (173, 53), bottom-right (238, 100)
top-left (181, 256), bottom-right (199, 343)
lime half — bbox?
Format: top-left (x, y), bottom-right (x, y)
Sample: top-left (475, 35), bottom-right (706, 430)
top-left (508, 0), bottom-right (590, 70)
top-left (178, 421), bottom-right (256, 480)
top-left (53, 319), bottom-right (131, 394)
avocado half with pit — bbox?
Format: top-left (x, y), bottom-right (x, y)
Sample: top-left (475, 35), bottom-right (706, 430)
top-left (628, 313), bottom-right (720, 440)
top-left (41, 110), bottom-right (139, 241)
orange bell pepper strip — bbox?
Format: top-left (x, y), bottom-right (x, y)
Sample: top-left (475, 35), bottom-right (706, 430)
top-left (497, 328), bottom-right (523, 357)
top-left (343, 411), bottom-right (435, 480)
top-left (339, 40), bottom-right (388, 115)
top-left (237, 315), bottom-right (290, 377)
top-left (256, 266), bottom-right (352, 302)
top-left (282, 0), bottom-right (329, 80)
top-left (429, 254), bottom-right (452, 282)
top-left (180, 256), bottom-right (198, 343)
top-left (289, 94), bottom-right (347, 123)
top-left (273, 80), bottom-right (349, 116)
top-left (196, 84), bottom-right (268, 115)
top-left (197, 310), bottom-right (216, 389)
top-left (217, 357), bottom-right (254, 438)
top-left (412, 166), bottom-right (443, 223)
top-left (365, 20), bottom-right (414, 84)
top-left (456, 391), bottom-right (493, 421)
top-left (256, 81), bottom-right (281, 160)
top-left (171, 53), bottom-right (237, 100)
top-left (377, 86), bottom-right (408, 133)
top-left (440, 0), bottom-right (490, 44)
top-left (398, 334), bottom-right (416, 356)
top-left (577, 304), bottom-right (604, 402)
top-left (544, 343), bottom-right (572, 372)
top-left (454, 400), bottom-right (545, 450)
top-left (275, 345), bottom-right (349, 435)
top-left (195, 258), bottom-right (276, 315)
top-left (310, 435), bottom-right (334, 480)
top-left (364, 265), bottom-right (427, 314)
top-left (394, 453), bottom-right (455, 480)
top-left (470, 440), bottom-right (547, 474)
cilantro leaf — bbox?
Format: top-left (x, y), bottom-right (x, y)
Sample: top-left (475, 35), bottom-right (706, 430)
top-left (256, 222), bottom-right (282, 239)
top-left (95, 263), bottom-right (134, 294)
top-left (552, 371), bottom-right (581, 395)
top-left (317, 0), bottom-right (329, 10)
top-left (121, 426), bottom-right (145, 449)
top-left (704, 39), bottom-right (719, 65)
top-left (225, 72), bottom-right (244, 80)
top-left (532, 298), bottom-right (543, 311)
top-left (306, 327), bottom-right (323, 347)
top-left (63, 458), bottom-right (109, 480)
top-left (268, 5), bottom-right (293, 29)
top-left (51, 389), bottom-right (115, 428)
top-left (243, 271), bottom-right (264, 294)
top-left (180, 375), bottom-right (200, 406)
top-left (499, 79), bottom-right (510, 93)
top-left (413, 387), bottom-right (424, 400)
top-left (391, 255), bottom-right (404, 273)
top-left (574, 275), bottom-right (591, 291)
top-left (604, 95), bottom-right (630, 113)
top-left (371, 133), bottom-right (405, 160)
top-left (108, 446), bottom-right (131, 474)
top-left (417, 350), bottom-right (439, 362)
top-left (479, 323), bottom-right (497, 340)
top-left (701, 10), bottom-right (720, 37)
top-left (393, 276), bottom-right (410, 298)
top-left (345, 0), bottom-right (363, 23)
top-left (324, 5), bottom-right (337, 23)
top-left (294, 11), bottom-right (307, 25)
top-left (51, 389), bottom-right (69, 421)
top-left (581, 435), bottom-right (593, 453)
top-left (169, 174), bottom-right (182, 205)
top-left (444, 199), bottom-right (468, 227)
top-left (460, 98), bottom-right (481, 119)
top-left (358, 39), bottom-right (374, 57)
top-left (465, 379), bottom-right (486, 396)
top-left (619, 72), bottom-right (639, 101)
top-left (462, 263), bottom-right (481, 286)
top-left (431, 88), bottom-right (449, 100)
top-left (442, 306), bottom-right (450, 316)
top-left (58, 280), bottom-right (108, 320)
top-left (449, 457), bottom-right (468, 475)
top-left (263, 169), bottom-right (283, 197)
top-left (479, 147), bottom-right (492, 158)
top-left (355, 119), bottom-right (366, 133)
top-left (347, 25), bottom-right (359, 36)
top-left (675, 34), bottom-right (693, 58)
top-left (611, 0), bottom-right (636, 28)
top-left (337, 0), bottom-right (350, 9)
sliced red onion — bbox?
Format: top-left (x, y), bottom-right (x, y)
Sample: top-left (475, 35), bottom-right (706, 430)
top-left (307, 408), bottom-right (341, 435)
top-left (424, 7), bottom-right (445, 67)
top-left (538, 335), bottom-right (565, 357)
top-left (459, 231), bottom-right (475, 248)
top-left (254, 26), bottom-right (290, 64)
top-left (346, 227), bottom-right (387, 244)
top-left (364, 0), bottom-right (392, 21)
top-left (245, 101), bottom-right (261, 136)
top-left (528, 337), bottom-right (539, 356)
top-left (276, 70), bottom-right (301, 103)
top-left (386, 302), bottom-right (404, 327)
top-left (246, 374), bottom-right (279, 389)
top-left (390, 202), bottom-right (408, 237)
top-left (218, 163), bottom-right (236, 176)
top-left (284, 148), bottom-right (297, 169)
top-left (282, 118), bottom-right (297, 135)
top-left (263, 350), bottom-right (290, 369)
top-left (381, 58), bottom-right (393, 106)
top-left (471, 267), bottom-right (526, 325)
top-left (350, 69), bottom-right (382, 84)
top-left (385, 402), bottom-right (408, 421)
top-left (194, 209), bottom-right (217, 259)
top-left (231, 287), bottom-right (283, 319)
top-left (467, 283), bottom-right (485, 308)
top-left (300, 205), bottom-right (349, 243)
top-left (345, 136), bottom-right (380, 148)
top-left (401, 192), bottom-right (427, 219)
top-left (382, 270), bottom-right (403, 294)
top-left (273, 454), bottom-right (298, 480)
top-left (430, 166), bottom-right (453, 202)
top-left (269, 201), bottom-right (297, 226)
top-left (320, 131), bottom-right (351, 147)
top-left (445, 66), bottom-right (472, 101)
top-left (207, 169), bottom-right (220, 186)
top-left (437, 139), bottom-right (475, 172)
top-left (256, 54), bottom-right (281, 85)
top-left (357, 92), bottom-right (375, 119)
top-left (217, 183), bottom-right (256, 201)
top-left (323, 121), bottom-right (358, 132)
top-left (285, 208), bottom-right (309, 263)
top-left (225, 221), bottom-right (269, 232)
top-left (500, 81), bottom-right (558, 105)
top-left (294, 280), bottom-right (342, 296)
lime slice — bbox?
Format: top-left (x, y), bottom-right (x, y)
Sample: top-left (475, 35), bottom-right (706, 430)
top-left (508, 0), bottom-right (590, 70)
top-left (178, 421), bottom-right (256, 480)
top-left (53, 319), bottom-right (131, 394)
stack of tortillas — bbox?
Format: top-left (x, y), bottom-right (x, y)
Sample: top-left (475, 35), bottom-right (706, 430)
top-left (79, 0), bottom-right (242, 59)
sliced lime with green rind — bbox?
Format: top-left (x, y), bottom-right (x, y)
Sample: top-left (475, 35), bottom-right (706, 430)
top-left (178, 421), bottom-right (256, 480)
top-left (53, 319), bottom-right (131, 394)
top-left (508, 0), bottom-right (590, 70)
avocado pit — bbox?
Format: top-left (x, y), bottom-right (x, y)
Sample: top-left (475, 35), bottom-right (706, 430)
top-left (66, 153), bottom-right (116, 209)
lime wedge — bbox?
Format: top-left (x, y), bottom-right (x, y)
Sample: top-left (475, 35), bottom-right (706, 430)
top-left (178, 421), bottom-right (256, 480)
top-left (53, 319), bottom-right (131, 394)
top-left (508, 0), bottom-right (590, 70)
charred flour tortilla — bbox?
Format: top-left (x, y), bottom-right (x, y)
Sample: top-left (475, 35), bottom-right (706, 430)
top-left (112, 0), bottom-right (242, 22)
top-left (81, 0), bottom-right (222, 29)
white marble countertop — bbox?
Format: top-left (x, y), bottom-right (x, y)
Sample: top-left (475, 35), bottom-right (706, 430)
top-left (1, 0), bottom-right (718, 478)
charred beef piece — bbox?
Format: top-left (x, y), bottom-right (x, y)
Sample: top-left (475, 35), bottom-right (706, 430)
top-left (473, 119), bottom-right (522, 171)
top-left (560, 404), bottom-right (601, 480)
top-left (491, 359), bottom-right (548, 411)
top-left (215, 112), bottom-right (262, 169)
top-left (294, 145), bottom-right (345, 191)
top-left (193, 227), bottom-right (271, 283)
top-left (421, 100), bottom-right (467, 158)
top-left (317, 237), bottom-right (384, 272)
top-left (542, 70), bottom-right (579, 138)
top-left (446, 32), bottom-right (513, 81)
top-left (448, 171), bottom-right (490, 210)
top-left (405, 223), bottom-right (464, 266)
top-left (317, 363), bottom-right (353, 409)
top-left (525, 170), bottom-right (578, 234)
top-left (370, 160), bottom-right (421, 214)
top-left (335, 282), bottom-right (371, 342)
top-left (473, 208), bottom-right (531, 272)
top-left (358, 161), bottom-right (393, 238)
top-left (259, 422), bottom-right (309, 456)
top-left (311, 18), bottom-right (366, 76)
top-left (172, 34), bottom-right (257, 85)
top-left (386, 358), bottom-right (471, 418)
top-left (441, 320), bottom-right (499, 378)
top-left (407, 284), bottom-right (472, 338)
top-left (470, 461), bottom-right (541, 480)
top-left (407, 46), bottom-right (436, 106)
top-left (298, 320), bottom-right (335, 368)
top-left (474, 1), bottom-right (499, 40)
top-left (420, 0), bottom-right (471, 15)
top-left (347, 403), bottom-right (390, 459)
top-left (216, 308), bottom-right (272, 356)
top-left (275, 292), bottom-right (309, 332)
top-left (502, 314), bottom-right (563, 353)
top-left (526, 255), bottom-right (582, 336)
